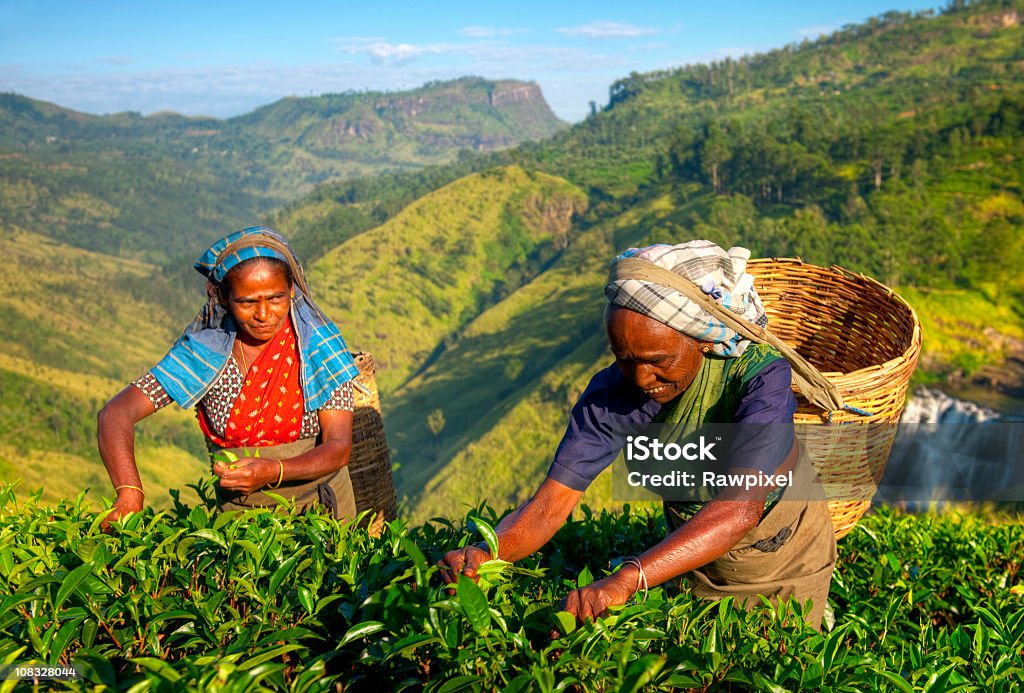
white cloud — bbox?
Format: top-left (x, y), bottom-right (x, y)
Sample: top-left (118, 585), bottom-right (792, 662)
top-left (330, 36), bottom-right (462, 65)
top-left (366, 42), bottom-right (424, 64)
top-left (557, 21), bottom-right (658, 39)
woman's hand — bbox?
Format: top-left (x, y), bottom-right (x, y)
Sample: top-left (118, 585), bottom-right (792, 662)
top-left (437, 478), bottom-right (582, 589)
top-left (561, 567), bottom-right (637, 624)
top-left (101, 487), bottom-right (144, 532)
top-left (438, 544), bottom-right (491, 585)
top-left (213, 457), bottom-right (279, 495)
top-left (97, 384), bottom-right (157, 533)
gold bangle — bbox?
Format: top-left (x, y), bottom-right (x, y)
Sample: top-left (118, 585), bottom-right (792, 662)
top-left (621, 556), bottom-right (649, 603)
top-left (115, 484), bottom-right (145, 496)
top-left (270, 460), bottom-right (284, 489)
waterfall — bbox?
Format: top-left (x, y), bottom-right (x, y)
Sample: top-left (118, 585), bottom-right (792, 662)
top-left (898, 387), bottom-right (1002, 424)
top-left (874, 387), bottom-right (1024, 508)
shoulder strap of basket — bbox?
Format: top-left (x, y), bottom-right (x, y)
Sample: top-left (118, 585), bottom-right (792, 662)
top-left (612, 256), bottom-right (847, 414)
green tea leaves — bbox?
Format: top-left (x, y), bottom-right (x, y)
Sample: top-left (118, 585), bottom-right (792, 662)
top-left (457, 575), bottom-right (490, 635)
top-left (1, 490), bottom-right (1022, 689)
top-left (54, 563), bottom-right (93, 610)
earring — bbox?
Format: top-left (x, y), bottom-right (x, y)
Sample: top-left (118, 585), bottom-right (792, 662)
top-left (701, 344), bottom-right (712, 354)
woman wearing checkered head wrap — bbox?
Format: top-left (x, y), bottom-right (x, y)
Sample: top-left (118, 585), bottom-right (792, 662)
top-left (442, 239), bottom-right (836, 631)
top-left (605, 241), bottom-right (769, 357)
top-left (97, 227), bottom-right (361, 528)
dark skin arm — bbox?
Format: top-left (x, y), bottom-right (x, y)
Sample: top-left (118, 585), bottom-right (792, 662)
top-left (212, 408), bottom-right (353, 494)
top-left (561, 480), bottom-right (766, 622)
top-left (440, 442), bottom-right (797, 623)
top-left (96, 384), bottom-right (158, 528)
top-left (562, 442), bottom-right (798, 622)
top-left (99, 385), bottom-right (353, 524)
top-left (438, 477), bottom-right (582, 583)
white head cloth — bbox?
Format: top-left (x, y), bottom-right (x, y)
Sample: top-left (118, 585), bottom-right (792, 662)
top-left (605, 240), bottom-right (769, 358)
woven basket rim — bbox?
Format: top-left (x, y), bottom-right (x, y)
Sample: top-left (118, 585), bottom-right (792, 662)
top-left (749, 257), bottom-right (923, 381)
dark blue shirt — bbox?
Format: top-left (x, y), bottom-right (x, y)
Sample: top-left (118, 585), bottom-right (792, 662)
top-left (547, 359), bottom-right (798, 491)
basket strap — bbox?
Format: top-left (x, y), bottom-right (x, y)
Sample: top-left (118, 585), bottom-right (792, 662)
top-left (611, 257), bottom-right (848, 414)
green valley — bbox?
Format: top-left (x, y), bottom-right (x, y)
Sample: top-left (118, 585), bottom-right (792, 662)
top-left (0, 77), bottom-right (566, 263)
top-left (2, 0), bottom-right (1024, 520)
top-left (300, 1), bottom-right (1024, 517)
top-left (309, 166), bottom-right (587, 391)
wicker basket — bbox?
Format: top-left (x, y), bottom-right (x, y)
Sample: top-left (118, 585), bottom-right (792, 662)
top-left (349, 352), bottom-right (397, 535)
top-left (747, 259), bottom-right (922, 539)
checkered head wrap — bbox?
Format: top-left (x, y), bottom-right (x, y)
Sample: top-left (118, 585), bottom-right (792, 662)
top-left (605, 240), bottom-right (769, 358)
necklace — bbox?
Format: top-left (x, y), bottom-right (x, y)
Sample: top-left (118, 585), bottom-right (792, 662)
top-left (235, 341), bottom-right (250, 373)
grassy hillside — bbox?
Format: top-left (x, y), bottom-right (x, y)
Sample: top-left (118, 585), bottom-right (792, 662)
top-left (309, 166), bottom-right (587, 392)
top-left (0, 230), bottom-right (209, 505)
top-left (234, 78), bottom-right (565, 159)
top-left (0, 229), bottom-right (185, 381)
top-left (387, 190), bottom-right (697, 518)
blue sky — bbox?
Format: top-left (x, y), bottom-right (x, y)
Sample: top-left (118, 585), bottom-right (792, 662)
top-left (1, 1), bottom-right (943, 123)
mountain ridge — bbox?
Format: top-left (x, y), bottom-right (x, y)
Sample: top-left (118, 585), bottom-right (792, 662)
top-left (0, 77), bottom-right (566, 263)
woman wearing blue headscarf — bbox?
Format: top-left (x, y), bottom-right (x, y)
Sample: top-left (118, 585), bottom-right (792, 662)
top-left (97, 227), bottom-right (362, 525)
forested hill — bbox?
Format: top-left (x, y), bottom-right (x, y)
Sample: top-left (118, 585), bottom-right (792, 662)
top-left (270, 0), bottom-right (1024, 518)
top-left (0, 77), bottom-right (566, 263)
top-left (278, 1), bottom-right (1024, 289)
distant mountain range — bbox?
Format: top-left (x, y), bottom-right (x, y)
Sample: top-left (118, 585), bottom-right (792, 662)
top-left (0, 77), bottom-right (566, 262)
top-left (3, 0), bottom-right (1023, 518)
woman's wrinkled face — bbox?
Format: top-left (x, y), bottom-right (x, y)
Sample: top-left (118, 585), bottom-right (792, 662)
top-left (223, 261), bottom-right (292, 345)
top-left (605, 305), bottom-right (705, 404)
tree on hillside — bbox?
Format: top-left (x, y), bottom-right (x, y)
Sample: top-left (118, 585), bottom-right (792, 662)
top-left (699, 121), bottom-right (732, 194)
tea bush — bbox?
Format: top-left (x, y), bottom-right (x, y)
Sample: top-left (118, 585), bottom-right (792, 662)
top-left (0, 483), bottom-right (1021, 691)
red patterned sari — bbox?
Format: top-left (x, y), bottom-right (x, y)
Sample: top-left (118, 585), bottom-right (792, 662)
top-left (198, 320), bottom-right (304, 448)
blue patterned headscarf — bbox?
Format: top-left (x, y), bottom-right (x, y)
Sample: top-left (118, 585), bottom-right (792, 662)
top-left (194, 227), bottom-right (299, 285)
top-left (150, 227), bottom-right (360, 411)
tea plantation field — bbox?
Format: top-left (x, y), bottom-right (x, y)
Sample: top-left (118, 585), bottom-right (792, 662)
top-left (0, 483), bottom-right (1021, 691)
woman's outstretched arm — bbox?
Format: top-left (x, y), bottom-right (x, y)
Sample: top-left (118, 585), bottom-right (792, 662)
top-left (438, 477), bottom-right (583, 583)
top-left (96, 384), bottom-right (158, 527)
top-left (560, 441), bottom-right (797, 622)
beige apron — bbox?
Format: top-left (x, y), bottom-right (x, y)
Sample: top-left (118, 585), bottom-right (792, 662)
top-left (665, 444), bottom-right (837, 630)
top-left (208, 437), bottom-right (356, 520)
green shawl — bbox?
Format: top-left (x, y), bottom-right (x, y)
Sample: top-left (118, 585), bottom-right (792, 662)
top-left (653, 343), bottom-right (785, 524)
